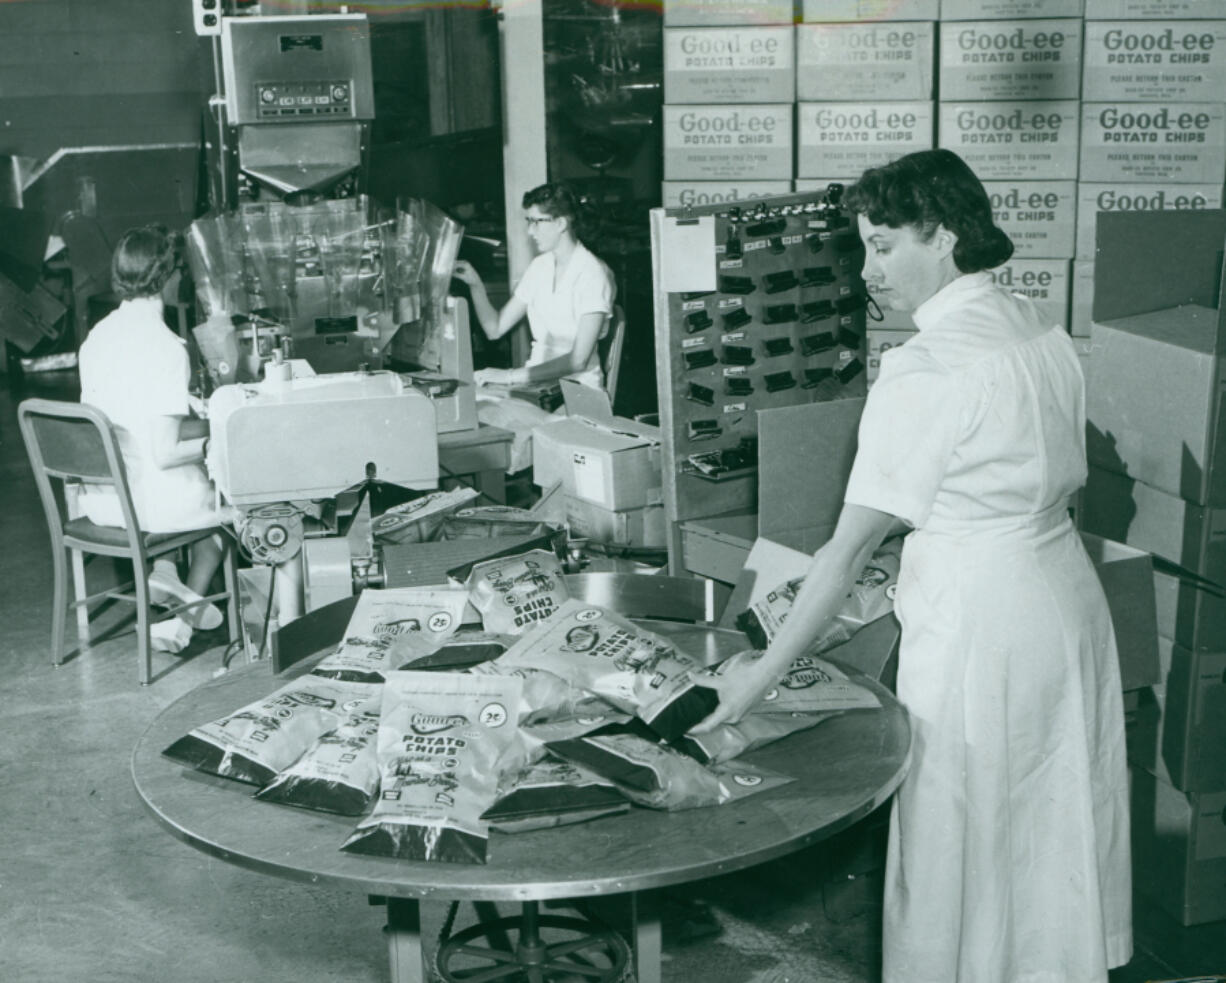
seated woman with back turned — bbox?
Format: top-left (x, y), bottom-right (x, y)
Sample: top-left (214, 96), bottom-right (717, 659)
top-left (691, 149), bottom-right (1132, 983)
top-left (452, 182), bottom-right (616, 472)
top-left (77, 225), bottom-right (225, 654)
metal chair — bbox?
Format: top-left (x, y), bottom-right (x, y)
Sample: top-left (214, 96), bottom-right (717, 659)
top-left (17, 397), bottom-right (240, 685)
top-left (598, 304), bottom-right (627, 410)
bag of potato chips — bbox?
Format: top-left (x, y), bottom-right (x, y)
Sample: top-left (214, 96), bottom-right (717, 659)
top-left (495, 600), bottom-right (718, 742)
top-left (548, 726), bottom-right (793, 811)
top-left (311, 587), bottom-right (470, 682)
top-left (162, 676), bottom-right (364, 786)
top-left (340, 671), bottom-right (524, 864)
top-left (464, 549), bottom-right (569, 635)
top-left (736, 538), bottom-right (902, 651)
top-left (481, 756), bottom-right (629, 833)
top-left (255, 685), bottom-right (384, 815)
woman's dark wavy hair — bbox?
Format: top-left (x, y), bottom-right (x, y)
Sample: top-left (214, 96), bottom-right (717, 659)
top-left (111, 224), bottom-right (179, 300)
top-left (522, 182), bottom-right (598, 245)
top-left (844, 149), bottom-right (1013, 273)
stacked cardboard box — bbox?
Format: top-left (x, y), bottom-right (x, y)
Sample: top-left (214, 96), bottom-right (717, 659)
top-left (662, 0), bottom-right (797, 208)
top-left (1072, 6), bottom-right (1226, 338)
top-left (938, 2), bottom-right (1084, 353)
top-left (793, 14), bottom-right (936, 190)
top-left (789, 3), bottom-right (939, 382)
top-left (533, 396), bottom-right (666, 548)
top-left (1077, 209), bottom-right (1226, 926)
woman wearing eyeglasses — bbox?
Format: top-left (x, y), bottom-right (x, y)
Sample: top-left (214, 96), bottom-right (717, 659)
top-left (452, 182), bottom-right (616, 471)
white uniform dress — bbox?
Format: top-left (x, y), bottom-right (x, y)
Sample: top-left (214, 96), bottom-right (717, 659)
top-left (844, 273), bottom-right (1132, 983)
top-left (476, 243), bottom-right (616, 471)
top-left (78, 298), bottom-right (219, 533)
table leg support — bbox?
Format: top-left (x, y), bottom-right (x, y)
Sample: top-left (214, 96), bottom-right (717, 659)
top-left (385, 897), bottom-right (428, 983)
top-left (631, 890), bottom-right (662, 983)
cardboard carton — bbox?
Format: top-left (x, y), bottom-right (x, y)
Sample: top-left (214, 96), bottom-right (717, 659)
top-left (1079, 102), bottom-right (1226, 184)
top-left (939, 19), bottom-right (1083, 102)
top-left (1086, 308), bottom-right (1226, 506)
top-left (797, 101), bottom-right (935, 179)
top-left (664, 103), bottom-right (794, 181)
top-left (941, 0), bottom-right (1084, 16)
top-left (1073, 183), bottom-right (1222, 260)
top-left (563, 495), bottom-right (666, 549)
top-left (664, 25), bottom-right (795, 105)
top-left (1149, 640), bottom-right (1226, 791)
top-left (1081, 531), bottom-right (1163, 692)
top-left (1082, 20), bottom-right (1226, 103)
top-left (801, 0), bottom-right (939, 19)
top-left (1132, 632), bottom-right (1226, 794)
top-left (866, 327), bottom-right (918, 383)
top-left (1081, 466), bottom-right (1226, 581)
top-left (1086, 0), bottom-right (1226, 15)
top-left (1154, 564), bottom-right (1226, 652)
top-left (662, 180), bottom-right (793, 209)
top-left (1069, 259), bottom-right (1095, 337)
top-left (663, 0), bottom-right (795, 26)
top-left (938, 100), bottom-right (1081, 180)
top-left (986, 258), bottom-right (1071, 329)
top-left (1131, 768), bottom-right (1226, 926)
top-left (984, 180), bottom-right (1077, 259)
top-left (533, 381), bottom-right (663, 512)
top-left (796, 22), bottom-right (935, 102)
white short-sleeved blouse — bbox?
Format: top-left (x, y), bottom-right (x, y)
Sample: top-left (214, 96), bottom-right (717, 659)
top-left (78, 298), bottom-right (218, 533)
top-left (513, 242), bottom-right (615, 391)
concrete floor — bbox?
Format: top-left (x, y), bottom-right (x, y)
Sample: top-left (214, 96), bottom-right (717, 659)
top-left (1, 370), bottom-right (1223, 983)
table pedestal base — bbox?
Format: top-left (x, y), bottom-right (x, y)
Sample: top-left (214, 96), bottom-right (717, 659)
top-left (378, 893), bottom-right (662, 983)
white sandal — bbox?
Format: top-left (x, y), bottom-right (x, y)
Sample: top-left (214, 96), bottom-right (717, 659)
top-left (148, 568), bottom-right (223, 631)
top-left (150, 617), bottom-right (193, 654)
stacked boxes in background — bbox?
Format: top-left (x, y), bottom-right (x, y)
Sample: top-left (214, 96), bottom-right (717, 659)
top-left (938, 2), bottom-right (1084, 373)
top-left (1072, 6), bottom-right (1226, 340)
top-left (1077, 210), bottom-right (1226, 927)
top-left (662, 0), bottom-right (797, 208)
top-left (790, 1), bottom-right (938, 383)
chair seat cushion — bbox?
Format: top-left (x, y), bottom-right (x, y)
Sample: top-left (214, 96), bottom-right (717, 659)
top-left (64, 516), bottom-right (216, 551)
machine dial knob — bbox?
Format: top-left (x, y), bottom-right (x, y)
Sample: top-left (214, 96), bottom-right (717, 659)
top-left (260, 87), bottom-right (277, 104)
top-left (331, 84), bottom-right (348, 102)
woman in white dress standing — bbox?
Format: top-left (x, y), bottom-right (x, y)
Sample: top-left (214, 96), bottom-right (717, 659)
top-left (78, 225), bottom-right (225, 653)
top-left (691, 149), bottom-right (1132, 983)
top-left (452, 182), bottom-right (616, 472)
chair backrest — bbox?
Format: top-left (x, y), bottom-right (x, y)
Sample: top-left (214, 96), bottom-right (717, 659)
top-left (598, 304), bottom-right (626, 409)
top-left (17, 397), bottom-right (142, 544)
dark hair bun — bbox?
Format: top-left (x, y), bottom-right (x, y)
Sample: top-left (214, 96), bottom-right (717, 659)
top-left (955, 222), bottom-right (1014, 272)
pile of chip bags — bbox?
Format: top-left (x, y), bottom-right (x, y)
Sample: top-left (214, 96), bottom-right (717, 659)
top-left (164, 549), bottom-right (887, 865)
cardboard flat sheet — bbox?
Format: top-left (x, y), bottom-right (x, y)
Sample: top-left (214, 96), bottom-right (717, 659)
top-left (1092, 210), bottom-right (1226, 326)
top-left (758, 397), bottom-right (864, 553)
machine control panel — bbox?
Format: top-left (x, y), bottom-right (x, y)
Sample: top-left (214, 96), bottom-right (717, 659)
top-left (254, 80), bottom-right (354, 119)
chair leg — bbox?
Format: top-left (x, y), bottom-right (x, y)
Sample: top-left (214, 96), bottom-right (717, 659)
top-left (70, 548), bottom-right (90, 640)
top-left (133, 553), bottom-right (154, 686)
top-left (223, 537), bottom-right (241, 653)
top-left (51, 546), bottom-right (70, 667)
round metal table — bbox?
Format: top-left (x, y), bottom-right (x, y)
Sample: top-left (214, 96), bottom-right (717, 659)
top-left (132, 620), bottom-right (911, 983)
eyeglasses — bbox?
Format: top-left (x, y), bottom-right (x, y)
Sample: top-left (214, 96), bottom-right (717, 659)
top-left (525, 215), bottom-right (559, 227)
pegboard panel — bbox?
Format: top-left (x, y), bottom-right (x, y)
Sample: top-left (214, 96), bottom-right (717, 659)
top-left (650, 187), bottom-right (871, 547)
